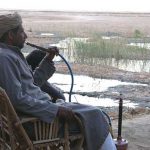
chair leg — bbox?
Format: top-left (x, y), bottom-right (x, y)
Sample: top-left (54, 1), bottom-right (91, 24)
top-left (64, 122), bottom-right (70, 150)
top-left (70, 138), bottom-right (84, 150)
top-left (64, 141), bottom-right (70, 150)
top-left (0, 143), bottom-right (5, 150)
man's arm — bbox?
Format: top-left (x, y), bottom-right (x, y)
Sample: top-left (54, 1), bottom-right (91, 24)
top-left (33, 47), bottom-right (59, 87)
top-left (0, 55), bottom-right (58, 123)
top-left (33, 56), bottom-right (56, 87)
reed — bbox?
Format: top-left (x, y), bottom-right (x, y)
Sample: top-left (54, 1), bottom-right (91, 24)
top-left (74, 36), bottom-right (150, 65)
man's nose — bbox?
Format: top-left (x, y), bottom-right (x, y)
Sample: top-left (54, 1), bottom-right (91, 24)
top-left (24, 32), bottom-right (28, 39)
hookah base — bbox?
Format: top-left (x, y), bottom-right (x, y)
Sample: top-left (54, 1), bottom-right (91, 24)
top-left (114, 138), bottom-right (128, 150)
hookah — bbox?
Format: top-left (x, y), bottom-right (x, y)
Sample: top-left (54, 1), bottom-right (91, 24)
top-left (26, 42), bottom-right (74, 102)
top-left (114, 94), bottom-right (128, 150)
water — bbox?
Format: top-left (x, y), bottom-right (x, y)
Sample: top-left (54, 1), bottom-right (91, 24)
top-left (51, 37), bottom-right (150, 73)
top-left (94, 58), bottom-right (150, 73)
top-left (40, 33), bottom-right (54, 36)
top-left (23, 36), bottom-right (149, 108)
top-left (23, 35), bottom-right (150, 72)
top-left (127, 42), bottom-right (150, 50)
top-left (64, 94), bottom-right (138, 108)
top-left (50, 37), bottom-right (89, 62)
top-left (101, 36), bottom-right (121, 40)
top-left (48, 73), bottom-right (146, 108)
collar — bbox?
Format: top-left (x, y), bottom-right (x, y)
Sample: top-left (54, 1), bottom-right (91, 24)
top-left (0, 42), bottom-right (24, 57)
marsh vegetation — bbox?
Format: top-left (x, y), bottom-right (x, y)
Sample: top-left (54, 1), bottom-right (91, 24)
top-left (12, 10), bottom-right (150, 72)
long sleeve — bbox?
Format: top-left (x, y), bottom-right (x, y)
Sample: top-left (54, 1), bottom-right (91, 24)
top-left (33, 56), bottom-right (55, 87)
top-left (0, 53), bottom-right (58, 123)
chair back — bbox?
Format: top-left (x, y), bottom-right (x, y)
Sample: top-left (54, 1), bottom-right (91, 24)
top-left (0, 87), bottom-right (33, 150)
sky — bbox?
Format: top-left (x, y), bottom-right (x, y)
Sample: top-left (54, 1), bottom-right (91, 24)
top-left (1, 0), bottom-right (150, 12)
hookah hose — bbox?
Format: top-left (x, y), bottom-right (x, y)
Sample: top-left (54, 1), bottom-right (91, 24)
top-left (26, 42), bottom-right (74, 102)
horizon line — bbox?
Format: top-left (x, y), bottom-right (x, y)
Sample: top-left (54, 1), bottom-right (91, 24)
top-left (0, 8), bottom-right (150, 14)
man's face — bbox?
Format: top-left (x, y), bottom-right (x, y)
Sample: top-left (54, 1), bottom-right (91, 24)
top-left (12, 25), bottom-right (27, 49)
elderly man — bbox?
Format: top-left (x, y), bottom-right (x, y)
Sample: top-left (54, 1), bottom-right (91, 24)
top-left (0, 12), bottom-right (116, 150)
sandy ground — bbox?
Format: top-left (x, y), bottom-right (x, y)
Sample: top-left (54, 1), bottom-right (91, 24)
top-left (112, 114), bottom-right (150, 150)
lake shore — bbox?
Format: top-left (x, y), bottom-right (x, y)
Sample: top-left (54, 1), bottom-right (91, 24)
top-left (56, 62), bottom-right (150, 114)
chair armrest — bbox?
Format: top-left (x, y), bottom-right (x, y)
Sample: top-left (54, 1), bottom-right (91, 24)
top-left (15, 117), bottom-right (38, 126)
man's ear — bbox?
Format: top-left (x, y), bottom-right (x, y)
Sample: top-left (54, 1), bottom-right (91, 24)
top-left (8, 31), bottom-right (14, 41)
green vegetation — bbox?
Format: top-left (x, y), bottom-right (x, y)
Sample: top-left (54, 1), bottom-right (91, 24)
top-left (133, 29), bottom-right (143, 38)
top-left (74, 35), bottom-right (150, 65)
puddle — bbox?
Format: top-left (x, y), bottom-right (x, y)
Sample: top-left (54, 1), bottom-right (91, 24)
top-left (101, 36), bottom-right (121, 40)
top-left (40, 33), bottom-right (54, 36)
top-left (127, 42), bottom-right (150, 50)
top-left (101, 58), bottom-right (150, 73)
top-left (49, 73), bottom-right (146, 93)
top-left (64, 94), bottom-right (138, 108)
top-left (48, 73), bottom-right (145, 108)
top-left (51, 37), bottom-right (88, 49)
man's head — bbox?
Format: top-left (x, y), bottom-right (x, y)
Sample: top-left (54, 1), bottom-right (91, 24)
top-left (0, 12), bottom-right (27, 49)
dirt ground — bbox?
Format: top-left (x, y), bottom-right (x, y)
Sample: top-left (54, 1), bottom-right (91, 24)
top-left (112, 114), bottom-right (150, 150)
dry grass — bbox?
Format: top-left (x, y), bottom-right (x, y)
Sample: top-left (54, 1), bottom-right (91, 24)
top-left (1, 10), bottom-right (150, 37)
top-left (17, 11), bottom-right (150, 38)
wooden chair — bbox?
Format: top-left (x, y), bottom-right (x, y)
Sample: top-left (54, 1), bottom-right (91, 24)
top-left (0, 87), bottom-right (84, 150)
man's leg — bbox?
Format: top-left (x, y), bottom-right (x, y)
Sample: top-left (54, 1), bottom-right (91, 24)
top-left (100, 133), bottom-right (117, 150)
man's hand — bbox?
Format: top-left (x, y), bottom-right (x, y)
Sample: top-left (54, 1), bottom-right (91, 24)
top-left (46, 46), bottom-right (59, 61)
top-left (57, 106), bottom-right (75, 121)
